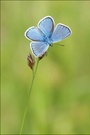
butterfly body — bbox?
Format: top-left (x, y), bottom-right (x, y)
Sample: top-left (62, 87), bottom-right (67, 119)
top-left (25, 16), bottom-right (72, 57)
top-left (43, 37), bottom-right (53, 46)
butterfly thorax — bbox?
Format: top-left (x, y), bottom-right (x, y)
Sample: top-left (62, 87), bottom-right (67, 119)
top-left (43, 35), bottom-right (52, 46)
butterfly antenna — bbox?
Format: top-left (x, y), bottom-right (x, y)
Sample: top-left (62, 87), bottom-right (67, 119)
top-left (55, 43), bottom-right (64, 46)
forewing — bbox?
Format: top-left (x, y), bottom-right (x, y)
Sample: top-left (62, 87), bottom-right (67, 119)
top-left (30, 42), bottom-right (49, 57)
top-left (38, 16), bottom-right (54, 38)
top-left (24, 26), bottom-right (44, 41)
top-left (51, 23), bottom-right (72, 43)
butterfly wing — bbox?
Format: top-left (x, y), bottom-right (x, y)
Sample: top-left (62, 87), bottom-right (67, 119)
top-left (24, 26), bottom-right (44, 41)
top-left (38, 16), bottom-right (54, 38)
top-left (51, 23), bottom-right (72, 43)
top-left (30, 42), bottom-right (49, 57)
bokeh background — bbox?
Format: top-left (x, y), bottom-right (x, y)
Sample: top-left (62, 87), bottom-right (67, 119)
top-left (1, 1), bottom-right (90, 134)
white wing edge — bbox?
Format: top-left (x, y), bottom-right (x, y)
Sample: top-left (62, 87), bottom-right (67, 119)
top-left (30, 42), bottom-right (49, 58)
top-left (24, 26), bottom-right (35, 41)
top-left (51, 23), bottom-right (72, 43)
top-left (37, 15), bottom-right (55, 28)
top-left (58, 23), bottom-right (72, 34)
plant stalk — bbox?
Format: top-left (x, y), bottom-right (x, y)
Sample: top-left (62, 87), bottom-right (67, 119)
top-left (20, 59), bottom-right (39, 134)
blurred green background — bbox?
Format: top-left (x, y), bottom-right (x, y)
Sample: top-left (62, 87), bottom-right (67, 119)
top-left (1, 1), bottom-right (90, 134)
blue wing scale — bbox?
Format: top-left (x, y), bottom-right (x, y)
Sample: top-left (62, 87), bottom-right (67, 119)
top-left (24, 27), bottom-right (44, 41)
top-left (30, 42), bottom-right (49, 57)
top-left (51, 23), bottom-right (72, 43)
top-left (38, 16), bottom-right (54, 38)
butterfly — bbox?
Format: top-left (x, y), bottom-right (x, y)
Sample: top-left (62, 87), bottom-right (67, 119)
top-left (24, 16), bottom-right (72, 58)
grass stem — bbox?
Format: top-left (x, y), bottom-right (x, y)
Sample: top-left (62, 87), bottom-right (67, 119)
top-left (20, 59), bottom-right (39, 134)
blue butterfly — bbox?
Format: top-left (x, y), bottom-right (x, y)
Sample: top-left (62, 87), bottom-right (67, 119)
top-left (24, 16), bottom-right (72, 57)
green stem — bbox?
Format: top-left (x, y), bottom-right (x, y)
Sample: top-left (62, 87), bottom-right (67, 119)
top-left (20, 59), bottom-right (39, 135)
